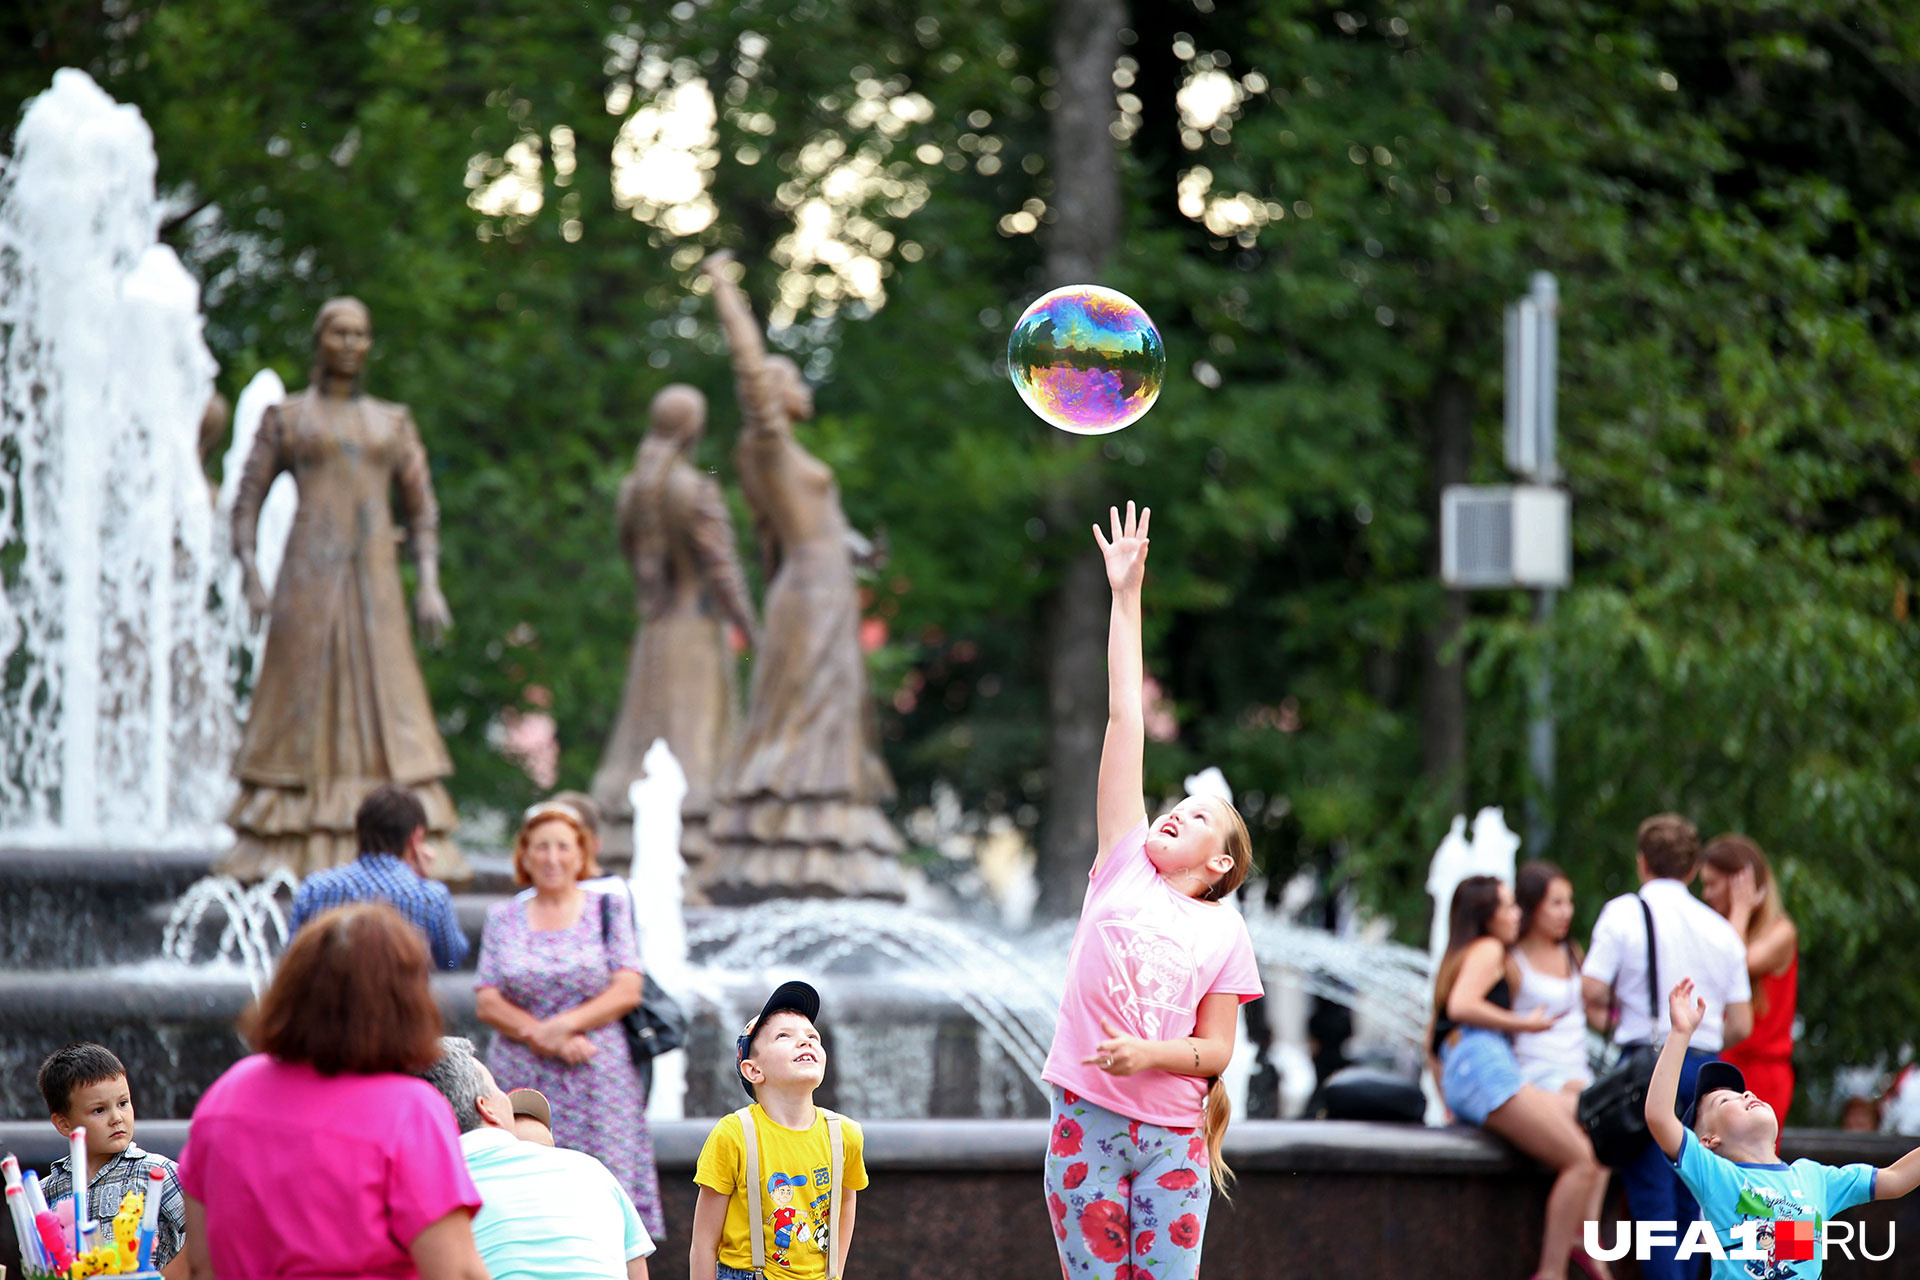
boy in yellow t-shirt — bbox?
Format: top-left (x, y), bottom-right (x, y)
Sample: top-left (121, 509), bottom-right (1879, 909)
top-left (692, 981), bottom-right (869, 1280)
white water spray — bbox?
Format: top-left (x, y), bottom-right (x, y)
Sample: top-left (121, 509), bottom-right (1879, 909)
top-left (0, 69), bottom-right (238, 847)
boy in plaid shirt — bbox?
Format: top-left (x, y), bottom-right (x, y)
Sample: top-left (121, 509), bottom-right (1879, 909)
top-left (39, 1042), bottom-right (187, 1276)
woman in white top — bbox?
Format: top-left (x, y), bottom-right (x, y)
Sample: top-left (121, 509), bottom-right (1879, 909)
top-left (1512, 862), bottom-right (1593, 1095)
top-left (1514, 861), bottom-right (1613, 1279)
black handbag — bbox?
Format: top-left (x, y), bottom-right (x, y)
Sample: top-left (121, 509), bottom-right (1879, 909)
top-left (596, 891), bottom-right (688, 1064)
top-left (1312, 1065), bottom-right (1429, 1124)
top-left (1577, 895), bottom-right (1669, 1168)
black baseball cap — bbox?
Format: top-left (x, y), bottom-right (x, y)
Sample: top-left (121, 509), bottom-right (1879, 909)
top-left (735, 980), bottom-right (822, 1100)
top-left (1683, 1061), bottom-right (1748, 1130)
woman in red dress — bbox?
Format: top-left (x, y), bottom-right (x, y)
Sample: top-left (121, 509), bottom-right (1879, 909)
top-left (1700, 834), bottom-right (1799, 1123)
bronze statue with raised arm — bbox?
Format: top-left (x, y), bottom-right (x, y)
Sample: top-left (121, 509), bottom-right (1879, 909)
top-left (589, 383), bottom-right (759, 868)
top-left (698, 253), bottom-right (904, 901)
top-left (222, 296), bottom-right (463, 880)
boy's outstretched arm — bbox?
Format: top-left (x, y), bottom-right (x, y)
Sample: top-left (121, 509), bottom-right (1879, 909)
top-left (1092, 503), bottom-right (1150, 871)
top-left (1875, 1148), bottom-right (1920, 1199)
top-left (1646, 978), bottom-right (1705, 1161)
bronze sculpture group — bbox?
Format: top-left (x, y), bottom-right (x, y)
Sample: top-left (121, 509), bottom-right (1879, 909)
top-left (225, 262), bottom-right (903, 901)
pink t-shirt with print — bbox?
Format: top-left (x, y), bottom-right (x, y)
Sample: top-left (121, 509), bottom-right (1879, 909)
top-left (1042, 819), bottom-right (1264, 1127)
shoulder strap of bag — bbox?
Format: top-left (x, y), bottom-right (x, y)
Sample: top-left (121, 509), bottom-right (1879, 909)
top-left (824, 1109), bottom-right (844, 1280)
top-left (1637, 893), bottom-right (1659, 1024)
top-left (737, 1105), bottom-right (765, 1276)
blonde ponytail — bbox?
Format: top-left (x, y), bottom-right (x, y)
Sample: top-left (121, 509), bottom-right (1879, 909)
top-left (1201, 1076), bottom-right (1235, 1197)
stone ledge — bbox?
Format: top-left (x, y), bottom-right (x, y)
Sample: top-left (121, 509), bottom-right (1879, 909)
top-left (5, 1117), bottom-right (1909, 1175)
top-left (6, 1120), bottom-right (1919, 1279)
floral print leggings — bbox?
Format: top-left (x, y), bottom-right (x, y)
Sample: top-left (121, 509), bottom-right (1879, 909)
top-left (1044, 1086), bottom-right (1212, 1280)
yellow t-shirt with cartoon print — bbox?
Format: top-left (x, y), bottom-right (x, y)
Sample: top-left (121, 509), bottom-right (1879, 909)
top-left (694, 1103), bottom-right (869, 1280)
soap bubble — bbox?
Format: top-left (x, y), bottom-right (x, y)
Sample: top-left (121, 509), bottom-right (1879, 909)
top-left (1007, 285), bottom-right (1165, 435)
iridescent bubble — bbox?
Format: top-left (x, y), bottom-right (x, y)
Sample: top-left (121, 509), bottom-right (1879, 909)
top-left (1008, 285), bottom-right (1166, 435)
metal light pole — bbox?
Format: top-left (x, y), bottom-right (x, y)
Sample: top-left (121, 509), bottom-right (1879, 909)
top-left (1507, 272), bottom-right (1559, 855)
top-left (1440, 272), bottom-right (1569, 855)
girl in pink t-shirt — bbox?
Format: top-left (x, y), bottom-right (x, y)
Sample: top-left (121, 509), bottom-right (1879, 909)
top-left (1040, 503), bottom-right (1264, 1280)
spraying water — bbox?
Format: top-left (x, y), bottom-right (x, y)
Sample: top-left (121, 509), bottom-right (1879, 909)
top-left (629, 738), bottom-right (691, 1119)
top-left (687, 900), bottom-right (1066, 1092)
top-left (159, 869), bottom-right (298, 996)
top-left (0, 69), bottom-right (237, 847)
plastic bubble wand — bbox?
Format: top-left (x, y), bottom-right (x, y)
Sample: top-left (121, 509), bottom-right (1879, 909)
top-left (22, 1168), bottom-right (74, 1273)
top-left (8, 1184), bottom-right (46, 1269)
top-left (135, 1165), bottom-right (165, 1272)
top-left (69, 1125), bottom-right (91, 1253)
top-left (2, 1155), bottom-right (44, 1270)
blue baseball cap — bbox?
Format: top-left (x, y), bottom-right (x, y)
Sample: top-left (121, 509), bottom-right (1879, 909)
top-left (736, 980), bottom-right (821, 1100)
top-left (1683, 1061), bottom-right (1748, 1130)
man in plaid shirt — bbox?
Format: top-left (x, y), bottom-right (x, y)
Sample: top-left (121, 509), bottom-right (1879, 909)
top-left (288, 785), bottom-right (469, 969)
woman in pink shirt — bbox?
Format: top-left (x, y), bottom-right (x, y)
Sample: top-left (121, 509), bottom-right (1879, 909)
top-left (178, 903), bottom-right (488, 1280)
top-left (1041, 503), bottom-right (1264, 1280)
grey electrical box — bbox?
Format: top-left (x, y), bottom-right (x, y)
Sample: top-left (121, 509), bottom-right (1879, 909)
top-left (1441, 484), bottom-right (1570, 589)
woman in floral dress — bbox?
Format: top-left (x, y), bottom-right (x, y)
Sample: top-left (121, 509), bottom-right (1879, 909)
top-left (474, 801), bottom-right (663, 1235)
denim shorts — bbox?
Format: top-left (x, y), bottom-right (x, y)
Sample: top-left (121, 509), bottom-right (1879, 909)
top-left (717, 1266), bottom-right (758, 1280)
top-left (1440, 1025), bottom-right (1523, 1125)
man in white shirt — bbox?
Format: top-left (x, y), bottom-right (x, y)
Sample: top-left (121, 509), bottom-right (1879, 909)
top-left (419, 1037), bottom-right (653, 1280)
top-left (1582, 813), bottom-right (1752, 1280)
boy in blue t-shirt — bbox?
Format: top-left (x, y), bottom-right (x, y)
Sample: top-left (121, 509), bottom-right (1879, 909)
top-left (1648, 977), bottom-right (1920, 1277)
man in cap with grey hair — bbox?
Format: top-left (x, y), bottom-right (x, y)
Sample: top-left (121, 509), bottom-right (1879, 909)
top-left (418, 1037), bottom-right (654, 1279)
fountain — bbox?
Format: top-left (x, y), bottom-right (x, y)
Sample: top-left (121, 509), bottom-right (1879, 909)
top-left (0, 69), bottom-right (237, 849)
top-left (0, 71), bottom-right (1437, 1135)
top-left (629, 738), bottom-right (692, 1119)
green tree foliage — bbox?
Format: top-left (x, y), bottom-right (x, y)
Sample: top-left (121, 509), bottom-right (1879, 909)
top-left (7, 0), bottom-right (1920, 1104)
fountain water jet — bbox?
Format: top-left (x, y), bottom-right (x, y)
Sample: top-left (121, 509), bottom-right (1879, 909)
top-left (159, 869), bottom-right (297, 997)
top-left (0, 69), bottom-right (237, 848)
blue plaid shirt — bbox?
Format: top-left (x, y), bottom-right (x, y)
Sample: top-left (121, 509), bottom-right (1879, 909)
top-left (288, 852), bottom-right (469, 969)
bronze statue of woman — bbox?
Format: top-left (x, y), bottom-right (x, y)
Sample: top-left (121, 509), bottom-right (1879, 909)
top-left (589, 384), bottom-right (758, 867)
top-left (222, 296), bottom-right (462, 880)
top-left (699, 254), bottom-right (904, 901)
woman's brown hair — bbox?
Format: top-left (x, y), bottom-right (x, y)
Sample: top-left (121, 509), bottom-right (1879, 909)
top-left (1703, 833), bottom-right (1786, 1017)
top-left (512, 804), bottom-right (602, 887)
top-left (1702, 833), bottom-right (1784, 941)
top-left (1432, 875), bottom-right (1507, 1017)
top-left (242, 903), bottom-right (441, 1075)
top-left (1515, 860), bottom-right (1584, 966)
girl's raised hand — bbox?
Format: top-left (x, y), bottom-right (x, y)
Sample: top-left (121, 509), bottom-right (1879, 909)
top-left (1092, 501), bottom-right (1151, 593)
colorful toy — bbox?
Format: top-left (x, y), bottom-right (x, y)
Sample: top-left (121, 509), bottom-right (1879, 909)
top-left (22, 1169), bottom-right (74, 1273)
top-left (109, 1188), bottom-right (144, 1271)
top-left (5, 1155), bottom-right (47, 1270)
top-left (135, 1167), bottom-right (163, 1272)
top-left (67, 1127), bottom-right (90, 1254)
top-left (4, 1151), bottom-right (161, 1280)
top-left (9, 1184), bottom-right (47, 1270)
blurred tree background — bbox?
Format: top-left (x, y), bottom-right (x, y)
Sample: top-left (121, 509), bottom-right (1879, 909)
top-left (6, 0), bottom-right (1920, 1112)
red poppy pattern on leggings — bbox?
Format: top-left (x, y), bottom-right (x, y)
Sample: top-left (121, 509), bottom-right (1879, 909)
top-left (1044, 1085), bottom-right (1210, 1280)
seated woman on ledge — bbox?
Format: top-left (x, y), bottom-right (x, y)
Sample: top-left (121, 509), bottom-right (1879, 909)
top-left (1431, 876), bottom-right (1611, 1280)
